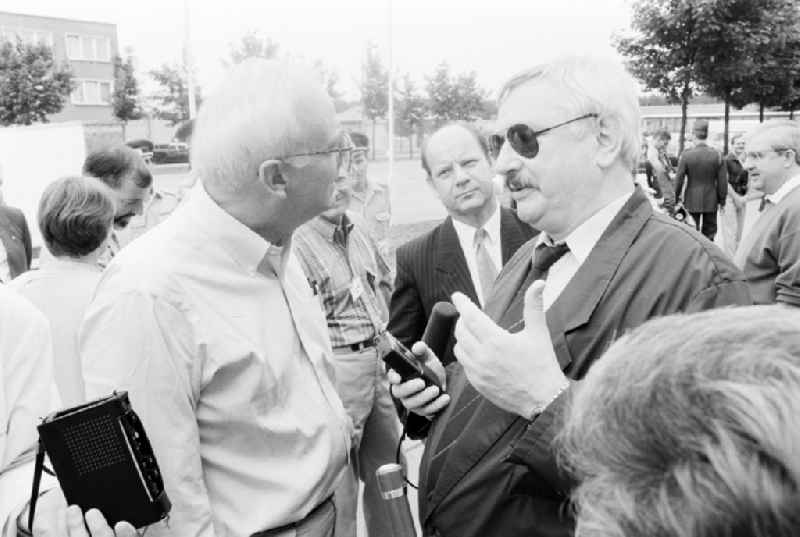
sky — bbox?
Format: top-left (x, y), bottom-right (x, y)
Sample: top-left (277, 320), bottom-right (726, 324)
top-left (2, 0), bottom-right (634, 100)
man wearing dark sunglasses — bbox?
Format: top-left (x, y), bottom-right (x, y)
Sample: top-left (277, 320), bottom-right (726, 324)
top-left (389, 55), bottom-right (752, 537)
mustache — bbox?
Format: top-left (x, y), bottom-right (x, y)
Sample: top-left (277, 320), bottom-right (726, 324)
top-left (504, 172), bottom-right (530, 191)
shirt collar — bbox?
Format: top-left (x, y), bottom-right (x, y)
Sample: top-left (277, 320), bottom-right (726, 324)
top-left (451, 202), bottom-right (501, 248)
top-left (537, 189), bottom-right (633, 264)
top-left (40, 256), bottom-right (102, 273)
top-left (309, 213), bottom-right (353, 243)
top-left (765, 174), bottom-right (800, 205)
top-left (183, 183), bottom-right (280, 275)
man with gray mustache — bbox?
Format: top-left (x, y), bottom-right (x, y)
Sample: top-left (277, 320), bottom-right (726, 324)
top-left (389, 54), bottom-right (752, 537)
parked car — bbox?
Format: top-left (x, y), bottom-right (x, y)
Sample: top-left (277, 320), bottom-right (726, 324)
top-left (125, 139), bottom-right (154, 164)
top-left (152, 142), bottom-right (190, 164)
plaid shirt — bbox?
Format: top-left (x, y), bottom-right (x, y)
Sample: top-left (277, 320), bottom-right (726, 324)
top-left (293, 212), bottom-right (393, 348)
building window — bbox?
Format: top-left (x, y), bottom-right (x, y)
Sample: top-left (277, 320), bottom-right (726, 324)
top-left (0, 26), bottom-right (54, 48)
top-left (65, 34), bottom-right (112, 62)
top-left (71, 80), bottom-right (113, 106)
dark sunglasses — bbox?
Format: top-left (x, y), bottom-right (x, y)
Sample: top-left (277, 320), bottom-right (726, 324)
top-left (489, 113), bottom-right (598, 160)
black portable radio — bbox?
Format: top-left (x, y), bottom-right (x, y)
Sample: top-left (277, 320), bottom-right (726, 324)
top-left (29, 392), bottom-right (171, 530)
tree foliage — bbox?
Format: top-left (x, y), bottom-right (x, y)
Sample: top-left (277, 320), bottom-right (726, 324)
top-left (149, 64), bottom-right (202, 125)
top-left (395, 73), bottom-right (426, 138)
top-left (425, 62), bottom-right (487, 125)
top-left (618, 0), bottom-right (800, 151)
top-left (112, 54), bottom-right (142, 123)
top-left (360, 42), bottom-right (388, 121)
top-left (225, 31), bottom-right (280, 65)
top-left (0, 39), bottom-right (73, 126)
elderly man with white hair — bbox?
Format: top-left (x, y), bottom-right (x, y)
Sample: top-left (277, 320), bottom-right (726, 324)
top-left (20, 60), bottom-right (355, 537)
top-left (389, 55), bottom-right (752, 537)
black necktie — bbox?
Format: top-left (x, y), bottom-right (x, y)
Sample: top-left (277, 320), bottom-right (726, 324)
top-left (758, 196), bottom-right (771, 212)
top-left (502, 241), bottom-right (571, 333)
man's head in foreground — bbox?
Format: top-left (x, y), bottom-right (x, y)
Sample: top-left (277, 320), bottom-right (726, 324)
top-left (560, 305), bottom-right (800, 537)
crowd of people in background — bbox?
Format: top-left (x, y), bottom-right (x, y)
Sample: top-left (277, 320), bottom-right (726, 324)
top-left (0, 53), bottom-right (799, 537)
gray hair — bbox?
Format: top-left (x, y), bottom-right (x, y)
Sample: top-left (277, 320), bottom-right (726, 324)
top-left (191, 58), bottom-right (338, 194)
top-left (498, 55), bottom-right (641, 170)
top-left (39, 176), bottom-right (116, 258)
top-left (744, 120), bottom-right (800, 165)
top-left (558, 306), bottom-right (800, 537)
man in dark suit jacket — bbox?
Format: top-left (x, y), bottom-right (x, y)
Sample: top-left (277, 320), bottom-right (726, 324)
top-left (389, 56), bottom-right (752, 537)
top-left (675, 119), bottom-right (728, 240)
top-left (388, 122), bottom-right (536, 367)
top-left (0, 186), bottom-right (32, 280)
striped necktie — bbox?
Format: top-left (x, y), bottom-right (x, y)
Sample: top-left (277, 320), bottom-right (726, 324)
top-left (474, 228), bottom-right (498, 302)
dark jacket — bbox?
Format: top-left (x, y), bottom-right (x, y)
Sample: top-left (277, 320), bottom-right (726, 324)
top-left (674, 141), bottom-right (728, 212)
top-left (0, 204), bottom-right (32, 280)
top-left (724, 152), bottom-right (749, 196)
top-left (417, 188), bottom-right (752, 537)
top-left (388, 206), bottom-right (536, 367)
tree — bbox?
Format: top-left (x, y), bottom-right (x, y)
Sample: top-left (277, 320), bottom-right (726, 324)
top-left (425, 62), bottom-right (487, 125)
top-left (360, 42), bottom-right (388, 159)
top-left (737, 10), bottom-right (800, 123)
top-left (0, 39), bottom-right (73, 126)
top-left (112, 55), bottom-right (142, 138)
top-left (395, 73), bottom-right (427, 158)
top-left (225, 31), bottom-right (279, 66)
top-left (616, 0), bottom-right (726, 152)
top-left (313, 59), bottom-right (346, 111)
top-left (149, 64), bottom-right (202, 126)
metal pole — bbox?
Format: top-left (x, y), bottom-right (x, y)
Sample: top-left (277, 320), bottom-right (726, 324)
top-left (386, 0), bottom-right (394, 187)
top-left (184, 0), bottom-right (197, 120)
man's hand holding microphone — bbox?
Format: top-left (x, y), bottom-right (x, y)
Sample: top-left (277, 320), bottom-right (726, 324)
top-left (388, 281), bottom-right (570, 421)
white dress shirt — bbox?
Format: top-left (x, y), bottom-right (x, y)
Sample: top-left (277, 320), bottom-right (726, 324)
top-left (451, 204), bottom-right (502, 305)
top-left (538, 190), bottom-right (634, 310)
top-left (9, 257), bottom-right (101, 407)
top-left (0, 286), bottom-right (55, 537)
top-left (79, 185), bottom-right (351, 537)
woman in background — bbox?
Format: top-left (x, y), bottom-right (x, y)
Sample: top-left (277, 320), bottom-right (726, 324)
top-left (10, 176), bottom-right (115, 407)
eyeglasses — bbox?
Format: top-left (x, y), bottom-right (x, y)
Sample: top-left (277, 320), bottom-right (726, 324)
top-left (271, 133), bottom-right (355, 172)
top-left (489, 113), bottom-right (598, 160)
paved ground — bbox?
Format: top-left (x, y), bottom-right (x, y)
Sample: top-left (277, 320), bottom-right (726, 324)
top-left (152, 160), bottom-right (434, 536)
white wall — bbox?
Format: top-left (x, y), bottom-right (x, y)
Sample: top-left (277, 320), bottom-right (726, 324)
top-left (0, 122), bottom-right (86, 250)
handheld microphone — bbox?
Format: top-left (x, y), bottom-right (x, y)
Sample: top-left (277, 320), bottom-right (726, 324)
top-left (376, 463), bottom-right (417, 537)
top-left (422, 301), bottom-right (459, 360)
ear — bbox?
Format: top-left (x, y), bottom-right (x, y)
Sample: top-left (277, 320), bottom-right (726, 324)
top-left (259, 160), bottom-right (288, 197)
top-left (593, 115), bottom-right (623, 169)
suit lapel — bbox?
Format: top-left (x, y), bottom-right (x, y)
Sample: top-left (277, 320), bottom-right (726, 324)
top-left (422, 242), bottom-right (536, 520)
top-left (434, 217), bottom-right (480, 305)
top-left (423, 191), bottom-right (653, 520)
top-left (545, 189), bottom-right (652, 353)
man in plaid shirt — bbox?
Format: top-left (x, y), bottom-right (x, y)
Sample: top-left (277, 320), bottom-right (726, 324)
top-left (293, 138), bottom-right (404, 537)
